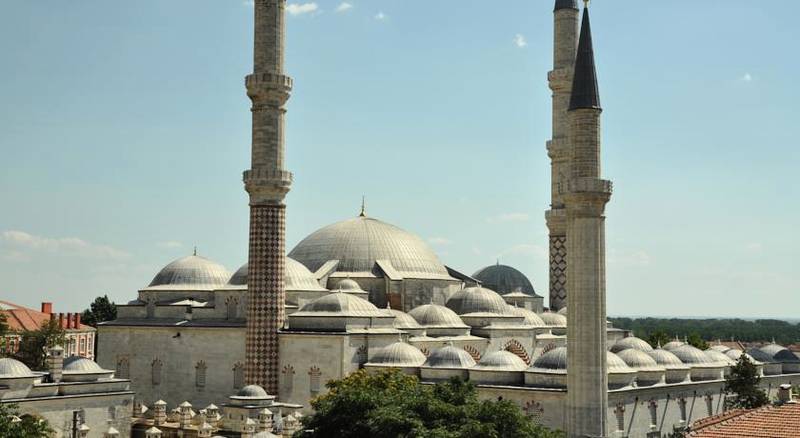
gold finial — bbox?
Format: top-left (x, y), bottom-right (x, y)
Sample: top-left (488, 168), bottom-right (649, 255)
top-left (359, 195), bottom-right (366, 217)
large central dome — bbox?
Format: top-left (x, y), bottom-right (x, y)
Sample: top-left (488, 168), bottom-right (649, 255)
top-left (288, 215), bottom-right (450, 279)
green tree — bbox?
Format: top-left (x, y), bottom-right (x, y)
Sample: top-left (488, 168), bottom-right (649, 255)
top-left (14, 319), bottom-right (66, 371)
top-left (724, 355), bottom-right (769, 409)
top-left (296, 369), bottom-right (564, 438)
top-left (686, 333), bottom-right (708, 351)
top-left (81, 295), bottom-right (117, 327)
top-left (646, 330), bottom-right (671, 349)
top-left (0, 403), bottom-right (53, 438)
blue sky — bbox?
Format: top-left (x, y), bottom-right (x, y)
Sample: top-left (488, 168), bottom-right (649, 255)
top-left (0, 1), bottom-right (797, 318)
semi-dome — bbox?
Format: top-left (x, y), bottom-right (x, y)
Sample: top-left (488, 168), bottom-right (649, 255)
top-left (616, 349), bottom-right (663, 371)
top-left (297, 292), bottom-right (381, 316)
top-left (368, 342), bottom-right (426, 367)
top-left (475, 351), bottom-right (527, 371)
top-left (506, 306), bottom-right (547, 327)
top-left (472, 264), bottom-right (537, 296)
top-left (228, 257), bottom-right (326, 291)
top-left (445, 286), bottom-right (509, 315)
top-left (288, 216), bottom-right (451, 279)
top-left (423, 345), bottom-right (477, 368)
top-left (531, 347), bottom-right (567, 371)
top-left (670, 345), bottom-right (713, 364)
top-left (408, 304), bottom-right (468, 328)
top-left (610, 337), bottom-right (654, 354)
top-left (0, 357), bottom-right (35, 378)
top-left (539, 312), bottom-right (567, 327)
top-left (147, 255), bottom-right (231, 290)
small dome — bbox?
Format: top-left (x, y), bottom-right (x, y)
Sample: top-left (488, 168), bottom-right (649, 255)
top-left (297, 292), bottom-right (382, 316)
top-left (556, 307), bottom-right (567, 316)
top-left (616, 349), bottom-right (664, 371)
top-left (408, 304), bottom-right (468, 328)
top-left (610, 337), bottom-right (654, 354)
top-left (506, 306), bottom-right (546, 327)
top-left (709, 344), bottom-right (731, 353)
top-left (475, 351), bottom-right (527, 371)
top-left (148, 255), bottom-right (231, 289)
top-left (531, 347), bottom-right (568, 371)
top-left (725, 349), bottom-right (761, 365)
top-left (758, 343), bottom-right (800, 363)
top-left (369, 342), bottom-right (426, 367)
top-left (63, 356), bottom-right (105, 374)
top-left (423, 345), bottom-right (477, 368)
top-left (704, 349), bottom-right (736, 366)
top-left (472, 264), bottom-right (538, 296)
top-left (446, 286), bottom-right (510, 316)
top-left (670, 345), bottom-right (712, 365)
top-left (228, 258), bottom-right (326, 291)
top-left (662, 340), bottom-right (685, 351)
top-left (607, 351), bottom-right (635, 373)
top-left (387, 309), bottom-right (421, 330)
top-left (747, 347), bottom-right (776, 364)
top-left (236, 385), bottom-right (269, 399)
top-left (334, 278), bottom-right (362, 291)
top-left (647, 349), bottom-right (688, 369)
top-left (539, 311), bottom-right (567, 327)
top-left (0, 357), bottom-right (34, 378)
top-left (288, 216), bottom-right (451, 279)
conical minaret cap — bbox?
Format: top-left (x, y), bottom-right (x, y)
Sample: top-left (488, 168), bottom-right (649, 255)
top-left (554, 0), bottom-right (578, 11)
top-left (568, 6), bottom-right (601, 111)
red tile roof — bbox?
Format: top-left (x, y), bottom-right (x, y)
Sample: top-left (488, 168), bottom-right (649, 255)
top-left (689, 403), bottom-right (800, 437)
top-left (0, 300), bottom-right (93, 332)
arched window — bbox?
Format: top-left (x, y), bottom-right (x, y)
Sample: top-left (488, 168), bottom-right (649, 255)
top-left (232, 362), bottom-right (244, 389)
top-left (524, 400), bottom-right (544, 424)
top-left (308, 366), bottom-right (322, 395)
top-left (146, 297), bottom-right (156, 318)
top-left (503, 339), bottom-right (531, 365)
top-left (151, 358), bottom-right (163, 386)
top-left (116, 356), bottom-right (130, 379)
top-left (614, 403), bottom-right (625, 432)
top-left (356, 345), bottom-right (368, 366)
top-left (196, 361), bottom-right (207, 389)
top-left (226, 297), bottom-right (239, 320)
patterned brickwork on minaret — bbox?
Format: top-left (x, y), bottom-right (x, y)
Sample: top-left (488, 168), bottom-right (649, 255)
top-left (563, 4), bottom-right (612, 437)
top-left (244, 0), bottom-right (293, 395)
top-left (546, 0), bottom-right (579, 311)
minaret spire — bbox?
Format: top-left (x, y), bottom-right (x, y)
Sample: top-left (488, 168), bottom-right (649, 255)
top-left (564, 3), bottom-right (612, 437)
top-left (244, 0), bottom-right (293, 395)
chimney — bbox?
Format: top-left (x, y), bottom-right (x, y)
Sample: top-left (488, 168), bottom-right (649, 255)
top-left (58, 313), bottom-right (65, 328)
top-left (778, 384), bottom-right (792, 403)
top-left (75, 313), bottom-right (81, 328)
top-left (66, 313), bottom-right (73, 329)
top-left (41, 302), bottom-right (53, 314)
top-left (47, 345), bottom-right (64, 383)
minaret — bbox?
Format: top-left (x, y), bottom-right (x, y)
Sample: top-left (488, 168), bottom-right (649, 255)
top-left (564, 3), bottom-right (612, 438)
top-left (243, 0), bottom-right (293, 394)
top-left (546, 0), bottom-right (579, 311)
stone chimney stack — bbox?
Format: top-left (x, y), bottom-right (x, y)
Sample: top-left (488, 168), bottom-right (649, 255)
top-left (243, 0), bottom-right (293, 395)
top-left (41, 302), bottom-right (53, 314)
top-left (564, 3), bottom-right (612, 438)
top-left (47, 345), bottom-right (64, 383)
top-left (74, 313), bottom-right (81, 328)
top-left (778, 384), bottom-right (793, 403)
top-left (153, 400), bottom-right (167, 426)
top-left (546, 0), bottom-right (579, 312)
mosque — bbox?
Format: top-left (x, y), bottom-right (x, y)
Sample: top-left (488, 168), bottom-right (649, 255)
top-left (91, 1), bottom-right (800, 437)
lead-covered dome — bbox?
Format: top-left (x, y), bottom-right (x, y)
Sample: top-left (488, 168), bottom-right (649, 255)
top-left (475, 351), bottom-right (527, 371)
top-left (531, 347), bottom-right (568, 371)
top-left (147, 255), bottom-right (231, 290)
top-left (616, 349), bottom-right (663, 371)
top-left (387, 309), bottom-right (421, 330)
top-left (288, 216), bottom-right (451, 279)
top-left (647, 349), bottom-right (688, 368)
top-left (423, 345), bottom-right (477, 368)
top-left (445, 286), bottom-right (509, 315)
top-left (368, 342), bottom-right (426, 367)
top-left (670, 345), bottom-right (713, 364)
top-left (297, 292), bottom-right (382, 316)
top-left (539, 312), bottom-right (567, 327)
top-left (758, 343), bottom-right (800, 363)
top-left (506, 306), bottom-right (547, 327)
top-left (0, 357), bottom-right (34, 378)
top-left (610, 337), bottom-right (654, 354)
top-left (228, 257), bottom-right (326, 291)
top-left (472, 264), bottom-right (537, 296)
top-left (408, 304), bottom-right (468, 328)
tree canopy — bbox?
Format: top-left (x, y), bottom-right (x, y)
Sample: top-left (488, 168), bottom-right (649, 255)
top-left (13, 319), bottom-right (65, 371)
top-left (0, 403), bottom-right (53, 438)
top-left (610, 317), bottom-right (800, 346)
top-left (296, 369), bottom-right (564, 438)
top-left (724, 355), bottom-right (769, 410)
top-left (81, 295), bottom-right (117, 327)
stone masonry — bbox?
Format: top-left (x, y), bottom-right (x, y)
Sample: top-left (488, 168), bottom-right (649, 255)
top-left (243, 0), bottom-right (293, 395)
top-left (546, 1), bottom-right (579, 311)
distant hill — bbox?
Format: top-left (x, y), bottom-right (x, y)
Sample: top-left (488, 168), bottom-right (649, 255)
top-left (609, 317), bottom-right (800, 346)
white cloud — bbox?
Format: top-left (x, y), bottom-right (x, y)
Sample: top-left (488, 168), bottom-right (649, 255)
top-left (428, 237), bottom-right (452, 246)
top-left (286, 2), bottom-right (319, 15)
top-left (741, 73), bottom-right (753, 82)
top-left (486, 213), bottom-right (530, 224)
top-left (157, 241), bottom-right (183, 249)
top-left (0, 230), bottom-right (130, 260)
top-left (514, 34), bottom-right (527, 48)
top-left (375, 11), bottom-right (387, 20)
top-left (336, 2), bottom-right (353, 12)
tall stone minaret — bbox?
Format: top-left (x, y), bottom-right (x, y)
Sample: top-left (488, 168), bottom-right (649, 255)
top-left (243, 0), bottom-right (293, 394)
top-left (564, 3), bottom-right (612, 437)
top-left (546, 0), bottom-right (579, 312)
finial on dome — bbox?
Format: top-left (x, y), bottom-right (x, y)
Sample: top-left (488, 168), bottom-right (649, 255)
top-left (359, 196), bottom-right (366, 217)
top-left (193, 246), bottom-right (197, 256)
top-left (657, 341), bottom-right (662, 349)
top-left (386, 302), bottom-right (391, 310)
